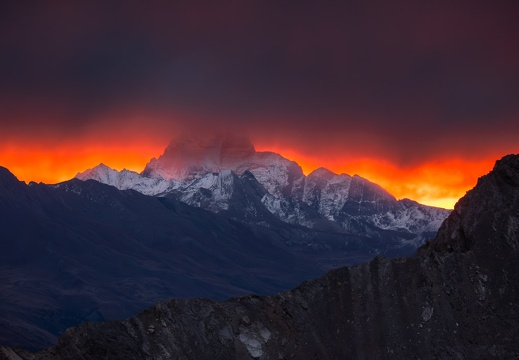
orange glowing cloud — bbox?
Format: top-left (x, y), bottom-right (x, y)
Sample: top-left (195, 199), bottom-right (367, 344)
top-left (0, 141), bottom-right (166, 184)
top-left (0, 108), bottom-right (185, 184)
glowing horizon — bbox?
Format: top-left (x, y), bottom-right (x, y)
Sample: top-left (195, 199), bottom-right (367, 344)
top-left (0, 140), bottom-right (502, 210)
top-left (256, 146), bottom-right (497, 210)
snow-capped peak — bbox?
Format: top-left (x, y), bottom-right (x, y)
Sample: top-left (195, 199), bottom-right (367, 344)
top-left (76, 164), bottom-right (180, 196)
top-left (141, 133), bottom-right (304, 198)
top-left (76, 163), bottom-right (119, 183)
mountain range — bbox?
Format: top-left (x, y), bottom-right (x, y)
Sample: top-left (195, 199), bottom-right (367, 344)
top-left (1, 134), bottom-right (449, 351)
top-left (2, 153), bottom-right (518, 359)
top-left (77, 135), bottom-right (449, 248)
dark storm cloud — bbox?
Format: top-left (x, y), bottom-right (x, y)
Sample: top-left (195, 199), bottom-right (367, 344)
top-left (1, 0), bottom-right (518, 164)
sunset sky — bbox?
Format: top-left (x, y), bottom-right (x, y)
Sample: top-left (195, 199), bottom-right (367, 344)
top-left (1, 1), bottom-right (518, 209)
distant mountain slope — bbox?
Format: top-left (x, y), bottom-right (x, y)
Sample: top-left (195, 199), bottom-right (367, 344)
top-left (0, 168), bottom-right (322, 350)
top-left (0, 165), bottom-right (400, 351)
top-left (76, 163), bottom-right (180, 196)
top-left (77, 134), bottom-right (450, 249)
top-left (11, 154), bottom-right (518, 360)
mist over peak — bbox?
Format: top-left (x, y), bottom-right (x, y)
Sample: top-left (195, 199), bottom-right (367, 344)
top-left (142, 133), bottom-right (290, 182)
top-left (164, 133), bottom-right (256, 159)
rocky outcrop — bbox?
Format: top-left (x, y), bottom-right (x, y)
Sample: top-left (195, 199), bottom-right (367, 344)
top-left (6, 155), bottom-right (518, 359)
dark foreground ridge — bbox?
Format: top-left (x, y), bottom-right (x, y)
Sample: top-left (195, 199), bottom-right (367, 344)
top-left (3, 155), bottom-right (519, 359)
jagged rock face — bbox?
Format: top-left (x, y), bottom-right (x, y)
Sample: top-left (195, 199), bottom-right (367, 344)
top-left (11, 154), bottom-right (518, 359)
top-left (169, 170), bottom-right (275, 222)
top-left (303, 167), bottom-right (353, 219)
top-left (424, 154), bottom-right (519, 256)
top-left (340, 174), bottom-right (397, 215)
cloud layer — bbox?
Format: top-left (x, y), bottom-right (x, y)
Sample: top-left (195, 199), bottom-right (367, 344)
top-left (1, 0), bottom-right (518, 208)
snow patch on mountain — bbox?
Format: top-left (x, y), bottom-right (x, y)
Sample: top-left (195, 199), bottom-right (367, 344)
top-left (76, 164), bottom-right (180, 196)
top-left (370, 199), bottom-right (446, 233)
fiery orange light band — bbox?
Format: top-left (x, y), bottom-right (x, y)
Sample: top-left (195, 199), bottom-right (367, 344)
top-left (0, 143), bottom-right (498, 210)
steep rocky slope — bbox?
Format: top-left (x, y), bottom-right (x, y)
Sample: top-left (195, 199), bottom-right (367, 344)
top-left (9, 154), bottom-right (517, 359)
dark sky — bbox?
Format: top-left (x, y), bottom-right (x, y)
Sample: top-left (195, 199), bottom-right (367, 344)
top-left (1, 0), bottom-right (518, 207)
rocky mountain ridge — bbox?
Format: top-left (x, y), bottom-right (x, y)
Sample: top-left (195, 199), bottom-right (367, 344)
top-left (77, 135), bottom-right (449, 249)
top-left (5, 155), bottom-right (518, 359)
top-left (76, 163), bottom-right (181, 196)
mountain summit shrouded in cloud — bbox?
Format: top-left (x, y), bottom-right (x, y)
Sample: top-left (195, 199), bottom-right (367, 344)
top-left (0, 1), bottom-right (518, 208)
top-left (143, 133), bottom-right (258, 181)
